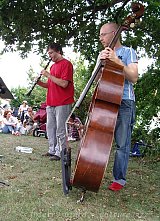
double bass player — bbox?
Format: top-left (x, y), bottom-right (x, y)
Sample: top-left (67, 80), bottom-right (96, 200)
top-left (98, 22), bottom-right (138, 191)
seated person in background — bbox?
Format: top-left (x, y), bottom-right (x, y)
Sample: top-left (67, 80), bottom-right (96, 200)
top-left (23, 107), bottom-right (36, 135)
top-left (2, 110), bottom-right (20, 135)
top-left (67, 113), bottom-right (82, 141)
top-left (18, 100), bottom-right (28, 123)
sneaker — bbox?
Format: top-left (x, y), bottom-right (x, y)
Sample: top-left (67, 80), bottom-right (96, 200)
top-left (108, 182), bottom-right (124, 191)
top-left (42, 152), bottom-right (54, 157)
top-left (50, 155), bottom-right (61, 161)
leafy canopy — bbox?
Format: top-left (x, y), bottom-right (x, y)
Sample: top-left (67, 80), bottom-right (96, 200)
top-left (0, 0), bottom-right (160, 62)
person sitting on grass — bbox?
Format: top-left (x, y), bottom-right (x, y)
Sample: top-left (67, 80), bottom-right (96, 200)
top-left (18, 100), bottom-right (28, 123)
top-left (67, 113), bottom-right (82, 141)
top-left (23, 107), bottom-right (36, 135)
top-left (2, 110), bottom-right (20, 136)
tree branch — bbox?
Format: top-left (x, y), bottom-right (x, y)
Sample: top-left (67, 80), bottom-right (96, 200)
top-left (113, 0), bottom-right (131, 23)
top-left (48, 0), bottom-right (127, 26)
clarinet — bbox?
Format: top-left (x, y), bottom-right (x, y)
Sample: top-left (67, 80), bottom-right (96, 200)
top-left (26, 58), bottom-right (52, 96)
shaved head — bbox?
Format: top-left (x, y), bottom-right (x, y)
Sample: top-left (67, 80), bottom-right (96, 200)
top-left (101, 23), bottom-right (119, 32)
top-left (99, 22), bottom-right (120, 48)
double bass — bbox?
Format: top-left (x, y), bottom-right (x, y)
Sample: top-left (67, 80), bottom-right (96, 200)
top-left (61, 2), bottom-right (144, 196)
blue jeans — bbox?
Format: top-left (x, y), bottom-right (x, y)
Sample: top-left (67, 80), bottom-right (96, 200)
top-left (113, 100), bottom-right (135, 186)
top-left (2, 125), bottom-right (19, 134)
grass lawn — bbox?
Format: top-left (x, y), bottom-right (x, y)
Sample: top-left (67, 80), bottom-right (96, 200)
top-left (0, 133), bottom-right (159, 221)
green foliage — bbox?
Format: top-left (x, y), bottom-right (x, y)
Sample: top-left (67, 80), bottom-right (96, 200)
top-left (72, 57), bottom-right (95, 123)
top-left (10, 87), bottom-right (28, 107)
top-left (0, 0), bottom-right (159, 62)
top-left (132, 61), bottom-right (160, 151)
top-left (135, 61), bottom-right (160, 128)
